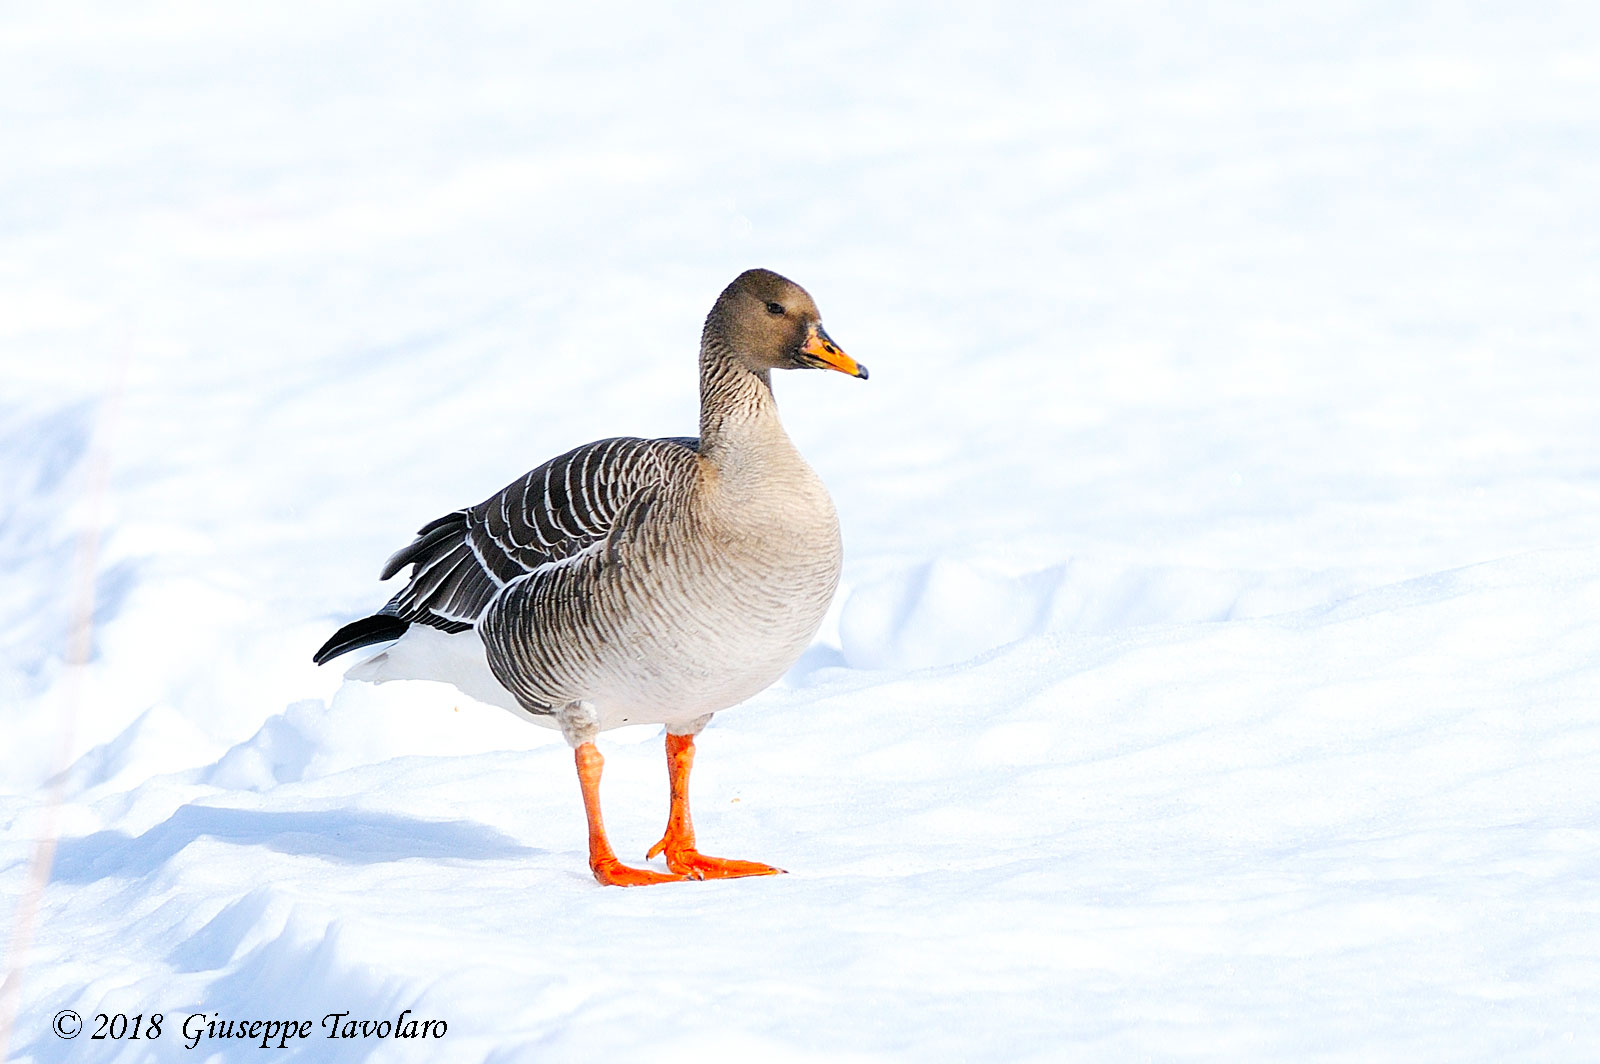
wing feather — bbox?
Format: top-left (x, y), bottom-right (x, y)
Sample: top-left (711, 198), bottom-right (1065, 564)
top-left (374, 436), bottom-right (698, 633)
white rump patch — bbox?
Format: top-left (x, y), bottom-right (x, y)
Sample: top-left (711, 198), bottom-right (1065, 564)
top-left (344, 625), bottom-right (534, 720)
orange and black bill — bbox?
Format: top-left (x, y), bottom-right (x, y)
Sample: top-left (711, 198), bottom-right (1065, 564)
top-left (799, 324), bottom-right (868, 379)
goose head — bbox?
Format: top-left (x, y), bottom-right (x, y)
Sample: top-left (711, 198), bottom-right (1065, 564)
top-left (706, 268), bottom-right (868, 381)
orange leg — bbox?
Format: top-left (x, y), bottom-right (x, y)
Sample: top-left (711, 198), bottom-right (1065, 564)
top-left (645, 732), bottom-right (784, 879)
top-left (575, 742), bottom-right (686, 887)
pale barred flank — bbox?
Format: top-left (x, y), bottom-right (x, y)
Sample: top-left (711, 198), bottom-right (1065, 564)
top-left (478, 346), bottom-right (843, 727)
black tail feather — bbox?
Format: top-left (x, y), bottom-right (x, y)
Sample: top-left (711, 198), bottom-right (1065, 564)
top-left (312, 613), bottom-right (411, 665)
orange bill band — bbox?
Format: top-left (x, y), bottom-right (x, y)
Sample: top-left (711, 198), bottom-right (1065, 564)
top-left (801, 324), bottom-right (868, 379)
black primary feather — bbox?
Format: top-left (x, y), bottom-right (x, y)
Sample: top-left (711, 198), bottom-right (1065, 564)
top-left (312, 613), bottom-right (411, 665)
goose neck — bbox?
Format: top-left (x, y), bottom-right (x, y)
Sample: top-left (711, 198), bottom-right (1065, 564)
top-left (697, 342), bottom-right (788, 459)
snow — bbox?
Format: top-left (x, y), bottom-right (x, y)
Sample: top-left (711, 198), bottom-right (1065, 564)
top-left (4, 2), bottom-right (1600, 1060)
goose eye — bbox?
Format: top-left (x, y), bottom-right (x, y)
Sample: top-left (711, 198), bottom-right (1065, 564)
top-left (765, 301), bottom-right (785, 316)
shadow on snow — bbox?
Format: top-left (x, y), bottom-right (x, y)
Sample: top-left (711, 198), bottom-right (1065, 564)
top-left (51, 804), bottom-right (541, 883)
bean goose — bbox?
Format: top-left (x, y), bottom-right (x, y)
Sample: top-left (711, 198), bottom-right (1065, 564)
top-left (314, 268), bottom-right (867, 886)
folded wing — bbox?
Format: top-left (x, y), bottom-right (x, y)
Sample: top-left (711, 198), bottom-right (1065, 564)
top-left (313, 435), bottom-right (698, 664)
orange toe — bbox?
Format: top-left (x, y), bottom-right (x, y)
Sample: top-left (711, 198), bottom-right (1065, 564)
top-left (647, 843), bottom-right (784, 880)
top-left (676, 852), bottom-right (785, 879)
top-left (591, 856), bottom-right (688, 887)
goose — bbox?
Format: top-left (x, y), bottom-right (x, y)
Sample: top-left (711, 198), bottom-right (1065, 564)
top-left (314, 268), bottom-right (867, 886)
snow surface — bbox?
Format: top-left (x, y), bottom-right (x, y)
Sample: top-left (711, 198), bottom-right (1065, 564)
top-left (4, 2), bottom-right (1600, 1060)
